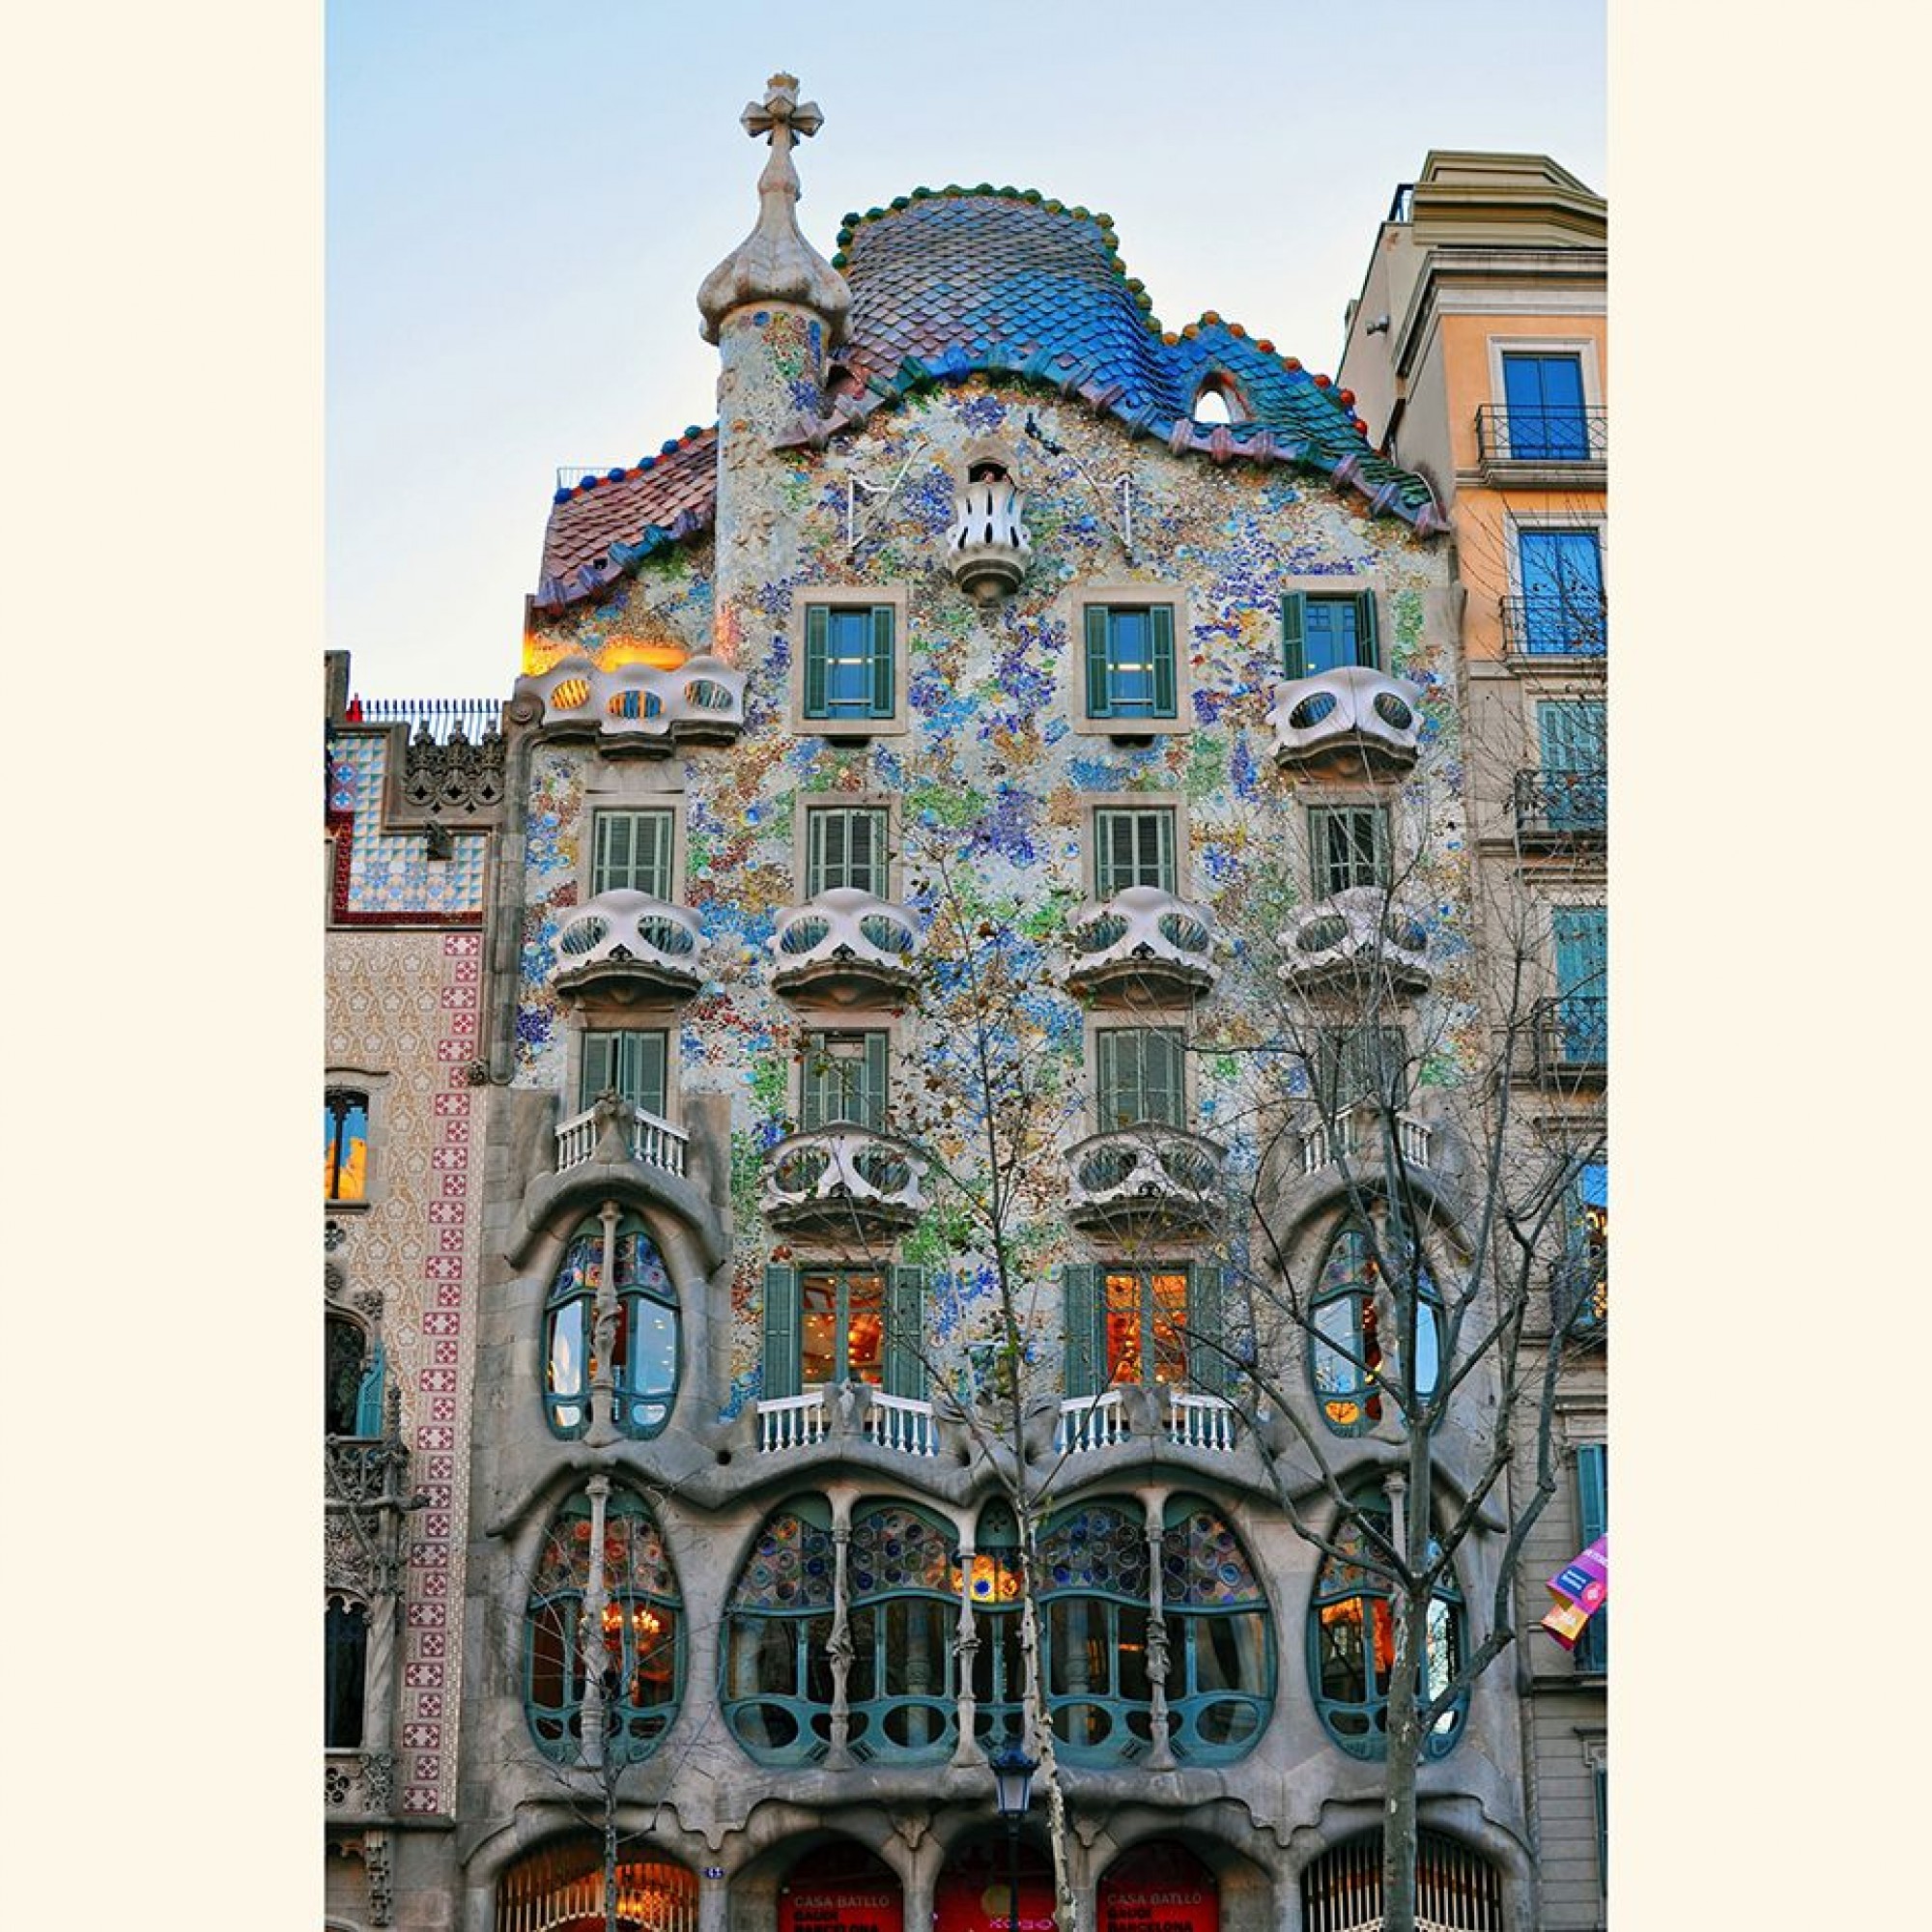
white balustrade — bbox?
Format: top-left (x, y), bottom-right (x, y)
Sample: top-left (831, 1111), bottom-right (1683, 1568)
top-left (554, 1102), bottom-right (690, 1179)
top-left (1056, 1389), bottom-right (1130, 1454)
top-left (1299, 1105), bottom-right (1432, 1178)
top-left (757, 1389), bottom-right (828, 1453)
top-left (865, 1391), bottom-right (939, 1457)
top-left (1167, 1391), bottom-right (1238, 1452)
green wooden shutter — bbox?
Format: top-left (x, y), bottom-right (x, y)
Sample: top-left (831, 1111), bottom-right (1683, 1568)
top-left (619, 1032), bottom-right (668, 1119)
top-left (592, 812), bottom-right (624, 895)
top-left (804, 606), bottom-right (829, 717)
top-left (886, 1266), bottom-right (928, 1398)
top-left (1282, 592), bottom-right (1307, 678)
top-left (355, 1337), bottom-right (386, 1436)
top-left (1148, 1029), bottom-right (1184, 1125)
top-left (581, 1032), bottom-right (615, 1108)
top-left (1151, 809), bottom-right (1176, 893)
top-left (868, 606), bottom-right (895, 719)
top-left (641, 811), bottom-right (673, 898)
top-left (1185, 1264), bottom-right (1227, 1394)
top-left (862, 1031), bottom-right (889, 1129)
top-left (761, 1264), bottom-right (801, 1399)
top-left (1576, 1443), bottom-right (1608, 1670)
top-left (1085, 606), bottom-right (1113, 716)
top-left (852, 809), bottom-right (884, 895)
top-left (1095, 1030), bottom-right (1123, 1125)
top-left (1064, 1264), bottom-right (1101, 1397)
top-left (801, 1033), bottom-right (829, 1130)
top-left (1353, 590), bottom-right (1380, 669)
top-left (1149, 604), bottom-right (1177, 716)
top-left (807, 809), bottom-right (833, 896)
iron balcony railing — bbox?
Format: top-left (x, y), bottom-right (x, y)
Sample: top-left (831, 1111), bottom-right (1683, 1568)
top-left (1500, 594), bottom-right (1607, 657)
top-left (1534, 995), bottom-right (1608, 1077)
top-left (1513, 769), bottom-right (1607, 841)
top-left (345, 696), bottom-right (504, 742)
top-left (1474, 405), bottom-right (1607, 465)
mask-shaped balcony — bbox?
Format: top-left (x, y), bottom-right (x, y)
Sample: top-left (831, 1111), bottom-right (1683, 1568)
top-left (768, 889), bottom-right (921, 1007)
top-left (1065, 887), bottom-right (1216, 1007)
top-left (1266, 666), bottom-right (1424, 775)
top-left (762, 1127), bottom-right (928, 1238)
top-left (1278, 889), bottom-right (1433, 998)
top-left (945, 474), bottom-right (1033, 602)
top-left (552, 891), bottom-right (705, 1004)
top-left (511, 653), bottom-right (745, 750)
top-left (1065, 1125), bottom-right (1225, 1236)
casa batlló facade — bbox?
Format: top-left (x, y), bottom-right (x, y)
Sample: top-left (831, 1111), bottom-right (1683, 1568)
top-left (326, 77), bottom-right (1606, 1932)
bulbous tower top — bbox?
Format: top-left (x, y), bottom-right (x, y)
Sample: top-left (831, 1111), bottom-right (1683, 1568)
top-left (696, 72), bottom-right (850, 347)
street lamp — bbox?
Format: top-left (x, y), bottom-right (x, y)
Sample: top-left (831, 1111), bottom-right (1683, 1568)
top-left (989, 1740), bottom-right (1037, 1932)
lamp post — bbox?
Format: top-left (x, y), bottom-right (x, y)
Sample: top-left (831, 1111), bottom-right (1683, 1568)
top-left (989, 1740), bottom-right (1037, 1932)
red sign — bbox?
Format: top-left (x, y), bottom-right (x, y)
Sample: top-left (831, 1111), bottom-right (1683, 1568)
top-left (1098, 1845), bottom-right (1217, 1932)
top-left (934, 1845), bottom-right (1056, 1932)
top-left (780, 1847), bottom-right (902, 1932)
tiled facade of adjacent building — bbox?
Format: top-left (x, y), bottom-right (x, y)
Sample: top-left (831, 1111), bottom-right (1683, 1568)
top-left (327, 90), bottom-right (1606, 1932)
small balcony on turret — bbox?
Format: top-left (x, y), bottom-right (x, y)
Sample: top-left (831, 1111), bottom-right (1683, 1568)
top-left (554, 1094), bottom-right (691, 1180)
top-left (945, 464), bottom-right (1032, 603)
top-left (768, 889), bottom-right (921, 1007)
top-left (1065, 887), bottom-right (1217, 1007)
top-left (1065, 1125), bottom-right (1225, 1237)
top-left (762, 1125), bottom-right (928, 1238)
top-left (511, 653), bottom-right (746, 750)
top-left (1278, 889), bottom-right (1433, 999)
top-left (1266, 666), bottom-right (1424, 776)
top-left (553, 891), bottom-right (705, 1004)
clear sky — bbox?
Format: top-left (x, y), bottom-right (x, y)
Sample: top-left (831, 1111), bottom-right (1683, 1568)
top-left (327, 0), bottom-right (1605, 699)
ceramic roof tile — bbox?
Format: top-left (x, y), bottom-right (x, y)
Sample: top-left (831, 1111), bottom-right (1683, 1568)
top-left (535, 431), bottom-right (720, 608)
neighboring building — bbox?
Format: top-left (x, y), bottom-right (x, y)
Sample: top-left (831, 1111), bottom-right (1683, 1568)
top-left (1339, 155), bottom-right (1609, 1927)
top-left (328, 87), bottom-right (1607, 1932)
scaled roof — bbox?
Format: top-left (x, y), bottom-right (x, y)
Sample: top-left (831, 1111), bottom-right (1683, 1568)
top-left (535, 189), bottom-right (1443, 611)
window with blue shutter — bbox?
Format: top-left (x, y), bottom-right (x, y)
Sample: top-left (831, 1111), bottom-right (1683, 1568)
top-left (804, 605), bottom-right (895, 722)
top-left (1517, 529), bottom-right (1605, 654)
top-left (1537, 700), bottom-right (1606, 832)
top-left (1284, 590), bottom-right (1379, 678)
top-left (355, 1337), bottom-right (386, 1437)
top-left (1553, 908), bottom-right (1606, 1065)
top-left (1501, 353), bottom-right (1588, 459)
top-left (1574, 1443), bottom-right (1608, 1672)
top-left (1084, 604), bottom-right (1178, 720)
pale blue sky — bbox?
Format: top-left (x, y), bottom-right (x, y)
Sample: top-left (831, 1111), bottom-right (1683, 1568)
top-left (327, 0), bottom-right (1605, 698)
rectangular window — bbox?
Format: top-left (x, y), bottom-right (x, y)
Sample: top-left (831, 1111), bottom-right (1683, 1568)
top-left (1500, 352), bottom-right (1588, 459)
top-left (1094, 1027), bottom-right (1186, 1128)
top-left (324, 1090), bottom-right (370, 1203)
top-left (1553, 907), bottom-right (1607, 1063)
top-left (581, 1030), bottom-right (668, 1118)
top-left (1517, 529), bottom-right (1605, 655)
top-left (591, 809), bottom-right (675, 897)
top-left (801, 1030), bottom-right (890, 1131)
top-left (805, 805), bottom-right (890, 897)
top-left (1536, 699), bottom-right (1607, 831)
top-left (1566, 1162), bottom-right (1608, 1328)
top-left (765, 1264), bottom-right (926, 1397)
top-left (1575, 1443), bottom-right (1608, 1672)
top-left (1093, 806), bottom-right (1178, 896)
top-left (1313, 1026), bottom-right (1407, 1111)
top-left (1084, 604), bottom-right (1178, 720)
top-left (804, 605), bottom-right (895, 722)
top-left (801, 1269), bottom-right (887, 1385)
top-left (1308, 806), bottom-right (1389, 896)
top-left (1283, 589), bottom-right (1379, 678)
top-left (1104, 1268), bottom-right (1190, 1387)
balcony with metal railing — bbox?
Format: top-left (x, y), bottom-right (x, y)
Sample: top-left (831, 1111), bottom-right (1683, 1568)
top-left (553, 892), bottom-right (706, 1002)
top-left (1500, 594), bottom-right (1607, 658)
top-left (1474, 405), bottom-right (1607, 473)
top-left (1531, 996), bottom-right (1608, 1084)
top-left (1513, 769), bottom-right (1606, 846)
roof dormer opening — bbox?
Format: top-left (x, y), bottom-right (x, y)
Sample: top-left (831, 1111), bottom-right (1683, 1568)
top-left (1191, 374), bottom-right (1249, 426)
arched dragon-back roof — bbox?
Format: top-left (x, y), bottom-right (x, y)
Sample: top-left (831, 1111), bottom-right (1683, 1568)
top-left (534, 187), bottom-right (1442, 612)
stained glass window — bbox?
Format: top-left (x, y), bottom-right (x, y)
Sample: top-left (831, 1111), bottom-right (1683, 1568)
top-left (524, 1487), bottom-right (683, 1764)
top-left (846, 1503), bottom-right (960, 1763)
top-left (542, 1215), bottom-right (680, 1439)
top-left (721, 1502), bottom-right (838, 1764)
top-left (325, 1595), bottom-right (368, 1749)
top-left (1040, 1503), bottom-right (1152, 1764)
top-left (1157, 1499), bottom-right (1273, 1762)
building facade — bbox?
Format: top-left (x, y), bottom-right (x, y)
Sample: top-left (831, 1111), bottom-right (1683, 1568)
top-left (327, 87), bottom-right (1606, 1932)
top-left (1339, 154), bottom-right (1608, 1927)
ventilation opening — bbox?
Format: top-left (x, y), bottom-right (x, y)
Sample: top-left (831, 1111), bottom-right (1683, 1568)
top-left (1191, 375), bottom-right (1248, 425)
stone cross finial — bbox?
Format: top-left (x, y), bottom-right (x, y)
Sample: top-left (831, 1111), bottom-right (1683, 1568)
top-left (741, 72), bottom-right (823, 146)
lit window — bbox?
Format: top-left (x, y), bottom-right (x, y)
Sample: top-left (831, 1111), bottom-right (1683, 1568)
top-left (1283, 590), bottom-right (1379, 678)
top-left (324, 1089), bottom-right (369, 1202)
top-left (525, 1487), bottom-right (683, 1764)
top-left (844, 1502), bottom-right (961, 1762)
top-left (1157, 1497), bottom-right (1274, 1761)
top-left (759, 1264), bottom-right (926, 1399)
top-left (1310, 1218), bottom-right (1440, 1435)
top-left (803, 605), bottom-right (895, 722)
top-left (542, 1213), bottom-right (680, 1439)
top-left (967, 1501), bottom-right (1027, 1750)
top-left (591, 809), bottom-right (675, 897)
top-left (1104, 1268), bottom-right (1190, 1387)
top-left (1083, 605), bottom-right (1178, 720)
top-left (1309, 1489), bottom-right (1465, 1760)
top-left (1093, 806), bottom-right (1178, 896)
top-left (805, 805), bottom-right (890, 896)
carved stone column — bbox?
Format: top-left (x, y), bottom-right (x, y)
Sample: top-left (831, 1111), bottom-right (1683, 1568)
top-left (1139, 1488), bottom-right (1177, 1771)
top-left (580, 1475), bottom-right (612, 1769)
top-left (586, 1199), bottom-right (621, 1446)
top-left (824, 1494), bottom-right (855, 1767)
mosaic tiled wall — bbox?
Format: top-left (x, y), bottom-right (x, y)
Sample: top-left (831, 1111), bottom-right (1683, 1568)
top-left (326, 927), bottom-right (484, 1819)
top-left (329, 729), bottom-right (490, 922)
top-left (518, 380), bottom-right (1469, 1414)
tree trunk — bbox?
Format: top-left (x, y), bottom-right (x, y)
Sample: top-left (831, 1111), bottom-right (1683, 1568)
top-left (1379, 1593), bottom-right (1426, 1932)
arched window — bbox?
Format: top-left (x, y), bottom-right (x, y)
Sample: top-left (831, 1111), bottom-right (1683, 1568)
top-left (962, 1500), bottom-right (1027, 1749)
top-left (525, 1487), bottom-right (683, 1764)
top-left (846, 1501), bottom-right (959, 1763)
top-left (1298, 1829), bottom-right (1500, 1931)
top-left (496, 1840), bottom-right (699, 1932)
top-left (326, 1315), bottom-right (370, 1436)
top-left (1310, 1218), bottom-right (1440, 1435)
top-left (1308, 1489), bottom-right (1464, 1760)
top-left (543, 1213), bottom-right (680, 1438)
top-left (1041, 1501), bottom-right (1151, 1763)
top-left (325, 1593), bottom-right (369, 1749)
top-left (721, 1499), bottom-right (837, 1763)
top-left (1157, 1497), bottom-right (1274, 1761)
